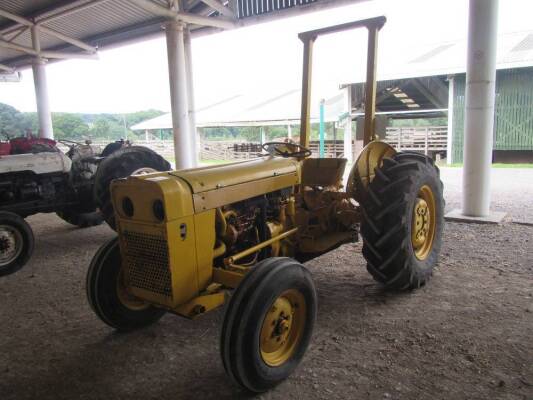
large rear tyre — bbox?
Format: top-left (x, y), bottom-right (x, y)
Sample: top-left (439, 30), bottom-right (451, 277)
top-left (86, 237), bottom-right (166, 331)
top-left (56, 210), bottom-right (103, 228)
top-left (221, 257), bottom-right (317, 393)
top-left (359, 152), bottom-right (444, 290)
top-left (94, 146), bottom-right (170, 230)
top-left (0, 211), bottom-right (34, 277)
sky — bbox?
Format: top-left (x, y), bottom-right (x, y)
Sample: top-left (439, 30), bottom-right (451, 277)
top-left (0, 0), bottom-right (532, 114)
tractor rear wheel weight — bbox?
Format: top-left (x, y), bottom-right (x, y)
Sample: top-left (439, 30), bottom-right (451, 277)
top-left (0, 211), bottom-right (34, 277)
top-left (220, 257), bottom-right (317, 393)
top-left (359, 152), bottom-right (444, 290)
top-left (86, 237), bottom-right (165, 331)
top-left (94, 146), bottom-right (171, 231)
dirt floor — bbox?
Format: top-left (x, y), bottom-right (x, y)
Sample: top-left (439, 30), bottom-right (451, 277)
top-left (0, 167), bottom-right (532, 400)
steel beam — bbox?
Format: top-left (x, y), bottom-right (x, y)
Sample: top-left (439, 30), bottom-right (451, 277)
top-left (0, 63), bottom-right (14, 73)
top-left (299, 37), bottom-right (315, 148)
top-left (200, 0), bottom-right (235, 18)
top-left (363, 25), bottom-right (379, 145)
top-left (343, 86), bottom-right (353, 163)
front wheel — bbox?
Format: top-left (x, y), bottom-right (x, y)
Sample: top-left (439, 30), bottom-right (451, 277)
top-left (86, 237), bottom-right (166, 331)
top-left (359, 152), bottom-right (444, 290)
top-left (0, 211), bottom-right (34, 277)
top-left (221, 257), bottom-right (317, 393)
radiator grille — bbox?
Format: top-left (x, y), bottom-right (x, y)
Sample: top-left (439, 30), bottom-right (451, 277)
top-left (122, 230), bottom-right (172, 299)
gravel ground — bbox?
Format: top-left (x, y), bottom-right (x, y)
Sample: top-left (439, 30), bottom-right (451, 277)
top-left (440, 167), bottom-right (533, 221)
top-left (0, 167), bottom-right (532, 400)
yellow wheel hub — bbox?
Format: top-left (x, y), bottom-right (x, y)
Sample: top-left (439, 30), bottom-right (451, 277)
top-left (116, 270), bottom-right (150, 311)
top-left (260, 289), bottom-right (306, 367)
top-left (411, 185), bottom-right (436, 260)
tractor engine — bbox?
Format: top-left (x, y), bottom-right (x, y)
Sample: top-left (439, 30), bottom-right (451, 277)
top-left (215, 189), bottom-right (293, 267)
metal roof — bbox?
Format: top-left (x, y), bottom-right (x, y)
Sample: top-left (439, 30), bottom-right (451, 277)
top-left (0, 0), bottom-right (358, 72)
top-left (131, 87), bottom-right (337, 129)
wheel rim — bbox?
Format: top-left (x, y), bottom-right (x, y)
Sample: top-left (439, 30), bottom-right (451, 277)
top-left (116, 269), bottom-right (150, 311)
top-left (411, 185), bottom-right (437, 260)
top-left (260, 289), bottom-right (306, 367)
top-left (0, 225), bottom-right (23, 267)
top-left (131, 167), bottom-right (157, 176)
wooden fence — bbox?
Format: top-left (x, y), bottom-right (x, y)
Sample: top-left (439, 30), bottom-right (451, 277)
top-left (385, 126), bottom-right (447, 155)
top-left (65, 126), bottom-right (447, 162)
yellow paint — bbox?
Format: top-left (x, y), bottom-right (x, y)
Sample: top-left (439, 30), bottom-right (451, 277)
top-left (194, 210), bottom-right (216, 291)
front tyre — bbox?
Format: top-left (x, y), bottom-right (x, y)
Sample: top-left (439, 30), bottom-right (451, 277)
top-left (86, 237), bottom-right (165, 331)
top-left (359, 152), bottom-right (444, 290)
top-left (0, 211), bottom-right (34, 277)
top-left (221, 257), bottom-right (317, 393)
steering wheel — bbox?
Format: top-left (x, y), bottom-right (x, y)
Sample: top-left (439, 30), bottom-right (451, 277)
top-left (261, 141), bottom-right (312, 158)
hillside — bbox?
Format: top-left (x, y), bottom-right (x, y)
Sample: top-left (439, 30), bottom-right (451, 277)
top-left (0, 102), bottom-right (164, 141)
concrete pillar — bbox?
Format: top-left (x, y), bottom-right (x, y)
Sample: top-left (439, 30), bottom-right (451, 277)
top-left (462, 0), bottom-right (498, 217)
top-left (31, 27), bottom-right (53, 139)
top-left (446, 76), bottom-right (454, 165)
top-left (287, 123), bottom-right (292, 140)
top-left (166, 20), bottom-right (195, 169)
top-left (184, 27), bottom-right (198, 161)
top-left (343, 86), bottom-right (353, 163)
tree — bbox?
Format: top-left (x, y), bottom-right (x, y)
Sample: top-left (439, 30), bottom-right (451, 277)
top-left (0, 103), bottom-right (30, 138)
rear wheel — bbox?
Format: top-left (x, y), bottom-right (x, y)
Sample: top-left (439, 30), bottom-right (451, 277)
top-left (94, 146), bottom-right (170, 230)
top-left (86, 237), bottom-right (165, 331)
top-left (56, 209), bottom-right (103, 228)
top-left (221, 257), bottom-right (317, 392)
top-left (359, 152), bottom-right (444, 290)
top-left (0, 211), bottom-right (34, 277)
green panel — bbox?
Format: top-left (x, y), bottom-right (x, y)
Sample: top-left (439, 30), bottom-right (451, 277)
top-left (452, 67), bottom-right (533, 163)
top-left (452, 75), bottom-right (466, 163)
top-left (494, 68), bottom-right (533, 150)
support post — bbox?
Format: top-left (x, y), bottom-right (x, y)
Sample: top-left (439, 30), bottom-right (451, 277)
top-left (166, 20), bottom-right (195, 169)
top-left (299, 36), bottom-right (315, 148)
top-left (363, 26), bottom-right (379, 146)
top-left (462, 0), bottom-right (498, 217)
top-left (343, 85), bottom-right (353, 163)
top-left (424, 127), bottom-right (429, 155)
top-left (287, 123), bottom-right (292, 140)
top-left (319, 99), bottom-right (325, 158)
top-left (184, 27), bottom-right (198, 165)
top-left (31, 26), bottom-right (53, 139)
top-left (446, 76), bottom-right (454, 164)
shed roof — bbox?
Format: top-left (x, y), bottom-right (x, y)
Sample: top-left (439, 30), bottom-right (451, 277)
top-left (0, 0), bottom-right (357, 73)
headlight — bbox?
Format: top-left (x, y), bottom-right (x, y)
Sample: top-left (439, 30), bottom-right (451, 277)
top-left (153, 199), bottom-right (165, 221)
top-left (122, 197), bottom-right (134, 217)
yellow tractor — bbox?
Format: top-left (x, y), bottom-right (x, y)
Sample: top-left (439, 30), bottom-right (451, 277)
top-left (86, 17), bottom-right (444, 393)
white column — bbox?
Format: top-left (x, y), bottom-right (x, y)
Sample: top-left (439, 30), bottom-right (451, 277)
top-left (184, 27), bottom-right (198, 165)
top-left (446, 76), bottom-right (454, 165)
top-left (343, 86), bottom-right (353, 163)
top-left (166, 20), bottom-right (195, 169)
top-left (462, 0), bottom-right (498, 217)
top-left (31, 27), bottom-right (53, 139)
top-left (287, 123), bottom-right (292, 140)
